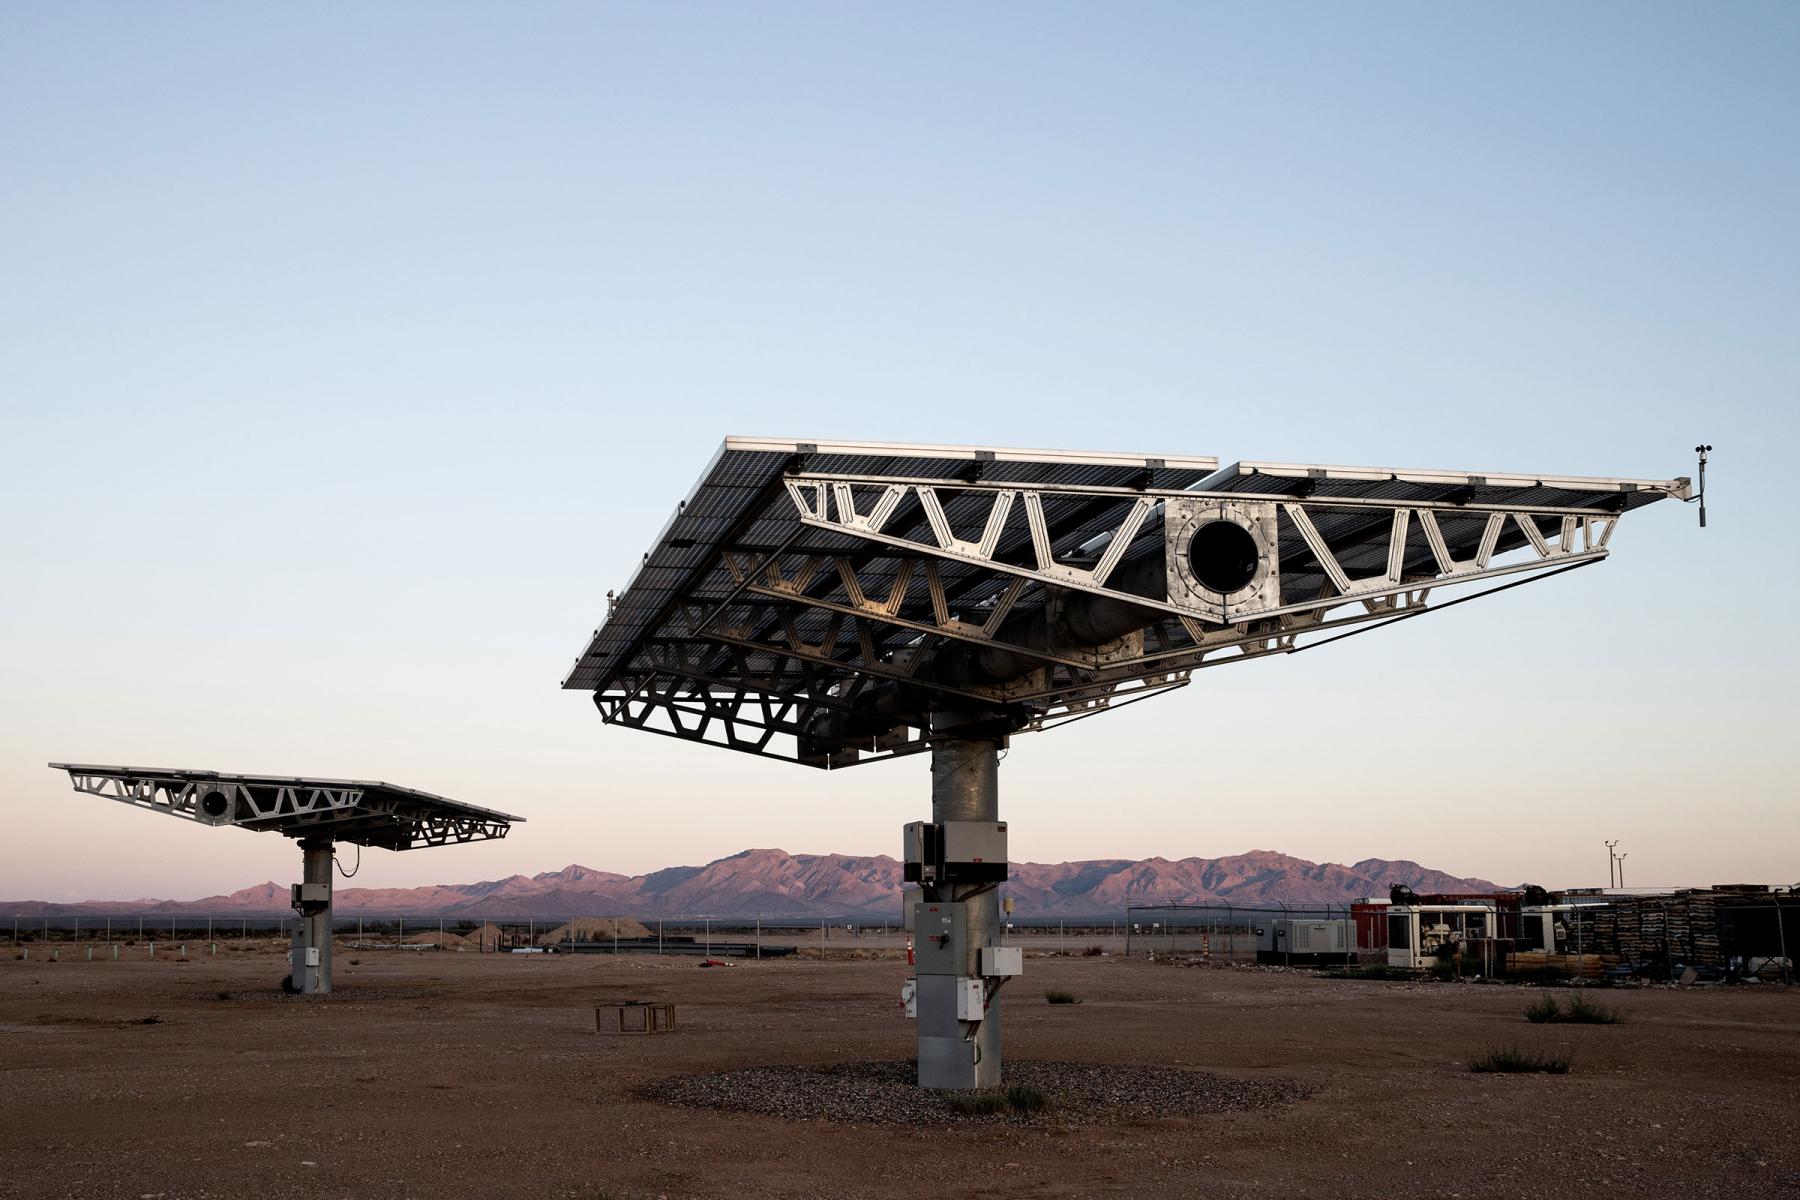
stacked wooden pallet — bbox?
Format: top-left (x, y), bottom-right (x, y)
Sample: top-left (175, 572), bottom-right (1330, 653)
top-left (1504, 950), bottom-right (1615, 978)
top-left (1581, 889), bottom-right (1754, 969)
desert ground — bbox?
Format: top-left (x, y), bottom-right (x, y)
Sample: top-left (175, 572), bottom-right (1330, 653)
top-left (1, 944), bottom-right (1795, 1199)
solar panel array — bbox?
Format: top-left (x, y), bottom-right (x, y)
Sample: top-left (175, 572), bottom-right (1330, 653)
top-left (564, 438), bottom-right (1686, 767)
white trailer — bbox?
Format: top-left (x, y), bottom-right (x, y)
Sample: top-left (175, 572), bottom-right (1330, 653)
top-left (1386, 904), bottom-right (1498, 972)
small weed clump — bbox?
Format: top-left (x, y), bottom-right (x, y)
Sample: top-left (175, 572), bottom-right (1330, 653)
top-left (1004, 1084), bottom-right (1050, 1113)
top-left (1044, 990), bottom-right (1080, 1005)
top-left (1523, 993), bottom-right (1623, 1025)
top-left (1468, 1045), bottom-right (1571, 1074)
top-left (1081, 944), bottom-right (1105, 957)
top-left (1524, 995), bottom-right (1563, 1024)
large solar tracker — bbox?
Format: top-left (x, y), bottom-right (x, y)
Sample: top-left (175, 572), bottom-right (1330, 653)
top-left (564, 437), bottom-right (1690, 767)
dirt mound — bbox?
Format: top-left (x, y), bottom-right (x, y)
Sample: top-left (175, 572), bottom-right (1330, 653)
top-left (403, 930), bottom-right (466, 948)
top-left (536, 917), bottom-right (651, 946)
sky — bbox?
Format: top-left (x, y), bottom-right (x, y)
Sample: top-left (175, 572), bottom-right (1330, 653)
top-left (2, 3), bottom-right (1796, 902)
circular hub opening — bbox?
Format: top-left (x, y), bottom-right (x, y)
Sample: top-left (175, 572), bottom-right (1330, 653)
top-left (199, 790), bottom-right (231, 820)
top-left (1188, 520), bottom-right (1261, 594)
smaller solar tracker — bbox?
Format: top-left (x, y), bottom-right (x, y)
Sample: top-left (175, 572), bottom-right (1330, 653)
top-left (50, 764), bottom-right (520, 996)
top-left (50, 764), bottom-right (520, 850)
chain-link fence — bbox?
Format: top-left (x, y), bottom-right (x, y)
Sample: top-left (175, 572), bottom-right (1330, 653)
top-left (3, 913), bottom-right (911, 959)
top-left (1123, 902), bottom-right (1365, 965)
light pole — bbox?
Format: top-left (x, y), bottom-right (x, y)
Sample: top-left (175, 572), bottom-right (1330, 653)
top-left (1605, 840), bottom-right (1619, 888)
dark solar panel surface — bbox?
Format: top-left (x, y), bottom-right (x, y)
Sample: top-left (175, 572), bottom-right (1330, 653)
top-left (563, 439), bottom-right (1222, 693)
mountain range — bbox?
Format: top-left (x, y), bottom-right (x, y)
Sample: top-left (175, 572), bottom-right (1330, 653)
top-left (2, 849), bottom-right (1498, 919)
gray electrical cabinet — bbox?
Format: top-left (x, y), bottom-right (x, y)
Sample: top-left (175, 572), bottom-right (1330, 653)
top-left (912, 901), bottom-right (966, 975)
top-left (903, 820), bottom-right (1008, 884)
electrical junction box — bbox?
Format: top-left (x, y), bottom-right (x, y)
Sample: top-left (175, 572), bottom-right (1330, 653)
top-left (303, 947), bottom-right (320, 967)
top-left (291, 883), bottom-right (330, 908)
top-left (902, 822), bottom-right (936, 883)
top-left (980, 946), bottom-right (1023, 977)
top-left (901, 884), bottom-right (921, 932)
top-left (900, 978), bottom-right (917, 1019)
top-left (912, 902), bottom-right (966, 975)
top-left (903, 821), bottom-right (1008, 885)
top-left (955, 978), bottom-right (986, 1022)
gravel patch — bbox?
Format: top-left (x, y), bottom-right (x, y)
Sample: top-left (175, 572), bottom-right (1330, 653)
top-left (641, 1059), bottom-right (1307, 1125)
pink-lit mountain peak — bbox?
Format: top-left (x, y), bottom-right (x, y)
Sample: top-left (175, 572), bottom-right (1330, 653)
top-left (2, 849), bottom-right (1497, 918)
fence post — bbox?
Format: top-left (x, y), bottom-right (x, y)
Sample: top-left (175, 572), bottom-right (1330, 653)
top-left (1776, 901), bottom-right (1791, 985)
top-left (755, 917), bottom-right (761, 960)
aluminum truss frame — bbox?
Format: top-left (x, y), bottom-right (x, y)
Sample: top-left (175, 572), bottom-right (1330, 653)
top-left (783, 474), bottom-right (1629, 624)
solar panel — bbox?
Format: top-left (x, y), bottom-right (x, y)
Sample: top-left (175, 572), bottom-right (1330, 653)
top-left (50, 763), bottom-right (521, 850)
top-left (564, 437), bottom-right (1690, 768)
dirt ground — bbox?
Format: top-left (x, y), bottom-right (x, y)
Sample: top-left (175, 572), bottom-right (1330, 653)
top-left (1, 947), bottom-right (1795, 1199)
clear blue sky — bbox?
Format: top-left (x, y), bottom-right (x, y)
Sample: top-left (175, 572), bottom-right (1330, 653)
top-left (2, 4), bottom-right (1795, 901)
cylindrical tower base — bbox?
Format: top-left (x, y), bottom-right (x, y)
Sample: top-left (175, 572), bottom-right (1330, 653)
top-left (917, 736), bottom-right (1003, 1090)
top-left (289, 838), bottom-right (333, 995)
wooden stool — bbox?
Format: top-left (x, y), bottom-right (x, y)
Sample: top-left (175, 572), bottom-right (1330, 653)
top-left (596, 1001), bottom-right (676, 1034)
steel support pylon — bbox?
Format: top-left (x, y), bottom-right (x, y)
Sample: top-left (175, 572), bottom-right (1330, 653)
top-left (289, 838), bottom-right (333, 994)
top-left (916, 737), bottom-right (1002, 1089)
